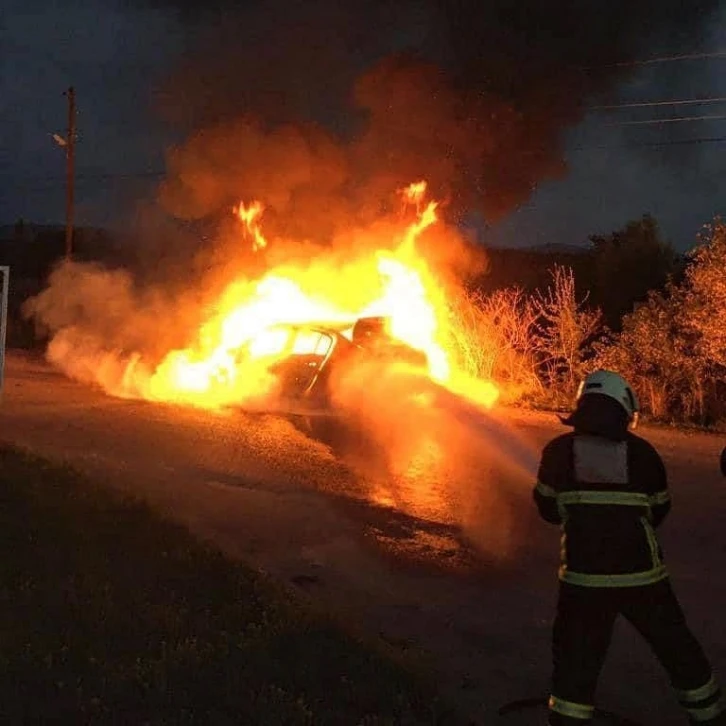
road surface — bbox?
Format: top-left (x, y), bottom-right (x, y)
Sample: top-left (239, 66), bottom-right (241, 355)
top-left (1, 351), bottom-right (725, 725)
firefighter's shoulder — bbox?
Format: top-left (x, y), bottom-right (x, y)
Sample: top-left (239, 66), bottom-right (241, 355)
top-left (541, 431), bottom-right (576, 455)
top-left (539, 432), bottom-right (576, 467)
top-left (625, 431), bottom-right (668, 490)
top-left (625, 431), bottom-right (664, 463)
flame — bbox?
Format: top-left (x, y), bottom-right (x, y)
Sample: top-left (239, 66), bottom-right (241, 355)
top-left (63, 181), bottom-right (499, 413)
top-left (235, 200), bottom-right (267, 251)
top-left (402, 180), bottom-right (427, 210)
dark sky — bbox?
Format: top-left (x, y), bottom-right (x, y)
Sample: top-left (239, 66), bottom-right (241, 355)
top-left (2, 0), bottom-right (725, 251)
top-left (491, 5), bottom-right (726, 251)
top-left (1, 0), bottom-right (182, 228)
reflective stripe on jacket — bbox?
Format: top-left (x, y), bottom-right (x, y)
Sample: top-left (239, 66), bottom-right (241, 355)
top-left (534, 432), bottom-right (672, 587)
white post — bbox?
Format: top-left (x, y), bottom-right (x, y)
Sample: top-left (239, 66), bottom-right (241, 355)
top-left (0, 266), bottom-right (9, 397)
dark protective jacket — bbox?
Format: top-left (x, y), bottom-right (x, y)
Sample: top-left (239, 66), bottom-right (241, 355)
top-left (534, 428), bottom-right (672, 588)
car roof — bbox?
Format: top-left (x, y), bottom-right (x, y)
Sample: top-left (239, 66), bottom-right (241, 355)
top-left (269, 320), bottom-right (355, 334)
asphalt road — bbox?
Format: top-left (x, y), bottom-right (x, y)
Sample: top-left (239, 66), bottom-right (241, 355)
top-left (1, 351), bottom-right (725, 725)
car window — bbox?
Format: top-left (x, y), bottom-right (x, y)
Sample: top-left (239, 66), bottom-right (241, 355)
top-left (291, 330), bottom-right (333, 357)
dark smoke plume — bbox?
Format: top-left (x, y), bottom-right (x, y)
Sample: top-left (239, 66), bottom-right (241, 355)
top-left (128, 0), bottom-right (722, 230)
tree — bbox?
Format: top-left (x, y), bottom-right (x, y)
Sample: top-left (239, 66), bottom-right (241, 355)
top-left (674, 220), bottom-right (726, 421)
top-left (595, 288), bottom-right (693, 419)
top-left (596, 219), bottom-right (726, 423)
top-left (680, 220), bottom-right (726, 372)
top-left (533, 265), bottom-right (604, 397)
top-left (589, 215), bottom-right (676, 330)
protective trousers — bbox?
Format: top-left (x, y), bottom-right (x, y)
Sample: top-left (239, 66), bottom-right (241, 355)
top-left (548, 580), bottom-right (725, 725)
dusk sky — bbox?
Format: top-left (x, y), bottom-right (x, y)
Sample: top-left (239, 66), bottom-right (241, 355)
top-left (2, 0), bottom-right (725, 252)
top-left (492, 8), bottom-right (726, 251)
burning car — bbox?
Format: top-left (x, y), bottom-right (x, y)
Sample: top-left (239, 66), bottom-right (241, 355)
top-left (233, 315), bottom-right (428, 443)
top-left (29, 179), bottom-right (498, 421)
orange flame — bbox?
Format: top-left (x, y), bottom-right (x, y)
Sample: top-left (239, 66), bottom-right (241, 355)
top-left (75, 181), bottom-right (499, 413)
top-left (402, 180), bottom-right (427, 209)
top-left (235, 200), bottom-right (267, 251)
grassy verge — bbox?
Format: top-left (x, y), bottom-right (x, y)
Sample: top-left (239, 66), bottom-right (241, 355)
top-left (0, 446), bottom-right (460, 725)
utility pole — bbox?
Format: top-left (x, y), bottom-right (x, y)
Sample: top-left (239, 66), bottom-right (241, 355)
top-left (64, 86), bottom-right (75, 260)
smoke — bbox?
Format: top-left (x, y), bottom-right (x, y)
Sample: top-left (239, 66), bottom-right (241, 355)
top-left (137, 0), bottom-right (721, 232)
top-left (328, 358), bottom-right (540, 560)
top-left (159, 119), bottom-right (352, 234)
top-left (25, 262), bottom-right (186, 356)
top-left (21, 260), bottom-right (226, 397)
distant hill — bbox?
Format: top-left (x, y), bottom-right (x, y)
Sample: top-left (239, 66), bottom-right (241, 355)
top-left (526, 242), bottom-right (591, 255)
top-left (478, 242), bottom-right (595, 294)
top-left (0, 223), bottom-right (127, 278)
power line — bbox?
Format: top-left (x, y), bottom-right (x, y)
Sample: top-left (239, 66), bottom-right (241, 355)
top-left (590, 96), bottom-right (726, 111)
top-left (2, 142), bottom-right (726, 193)
top-left (13, 130), bottom-right (726, 185)
top-left (1, 170), bottom-right (165, 184)
top-left (630, 135), bottom-right (726, 147)
top-left (70, 171), bottom-right (164, 181)
top-left (5, 132), bottom-right (726, 196)
top-left (571, 136), bottom-right (726, 151)
top-left (5, 139), bottom-right (726, 193)
top-left (585, 49), bottom-right (726, 69)
top-left (6, 175), bottom-right (164, 194)
top-left (608, 114), bottom-right (726, 126)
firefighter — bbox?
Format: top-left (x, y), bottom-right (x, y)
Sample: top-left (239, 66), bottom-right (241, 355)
top-left (534, 370), bottom-right (725, 725)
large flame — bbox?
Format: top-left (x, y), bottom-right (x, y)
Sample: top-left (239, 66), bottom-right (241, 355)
top-left (52, 181), bottom-right (498, 412)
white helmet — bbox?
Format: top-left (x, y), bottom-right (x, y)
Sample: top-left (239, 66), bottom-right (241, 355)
top-left (577, 370), bottom-right (640, 422)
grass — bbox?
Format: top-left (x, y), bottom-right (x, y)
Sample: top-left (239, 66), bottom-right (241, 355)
top-left (0, 446), bottom-right (460, 725)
